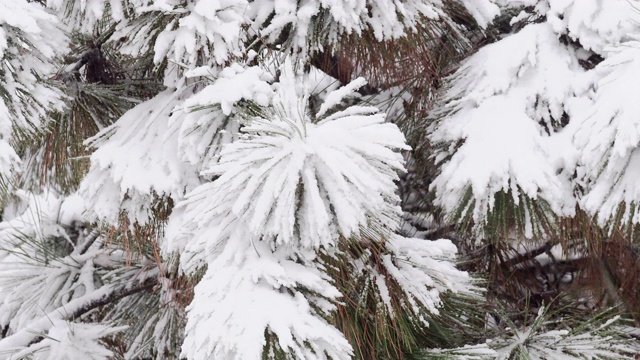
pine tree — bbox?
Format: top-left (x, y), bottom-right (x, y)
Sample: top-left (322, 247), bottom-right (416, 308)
top-left (425, 0), bottom-right (640, 357)
top-left (0, 1), bottom-right (639, 360)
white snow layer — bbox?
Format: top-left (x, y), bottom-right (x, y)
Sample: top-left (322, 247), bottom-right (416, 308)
top-left (79, 64), bottom-right (273, 227)
top-left (570, 39), bottom-right (640, 225)
top-left (0, 0), bottom-right (67, 181)
top-left (46, 0), bottom-right (125, 32)
top-left (11, 321), bottom-right (127, 360)
top-left (430, 1), bottom-right (640, 230)
top-left (171, 61), bottom-right (409, 270)
top-left (430, 23), bottom-right (582, 226)
top-left (169, 61), bottom-right (473, 359)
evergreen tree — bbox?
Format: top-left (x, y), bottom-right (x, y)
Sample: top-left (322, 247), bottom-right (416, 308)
top-left (0, 1), bottom-right (638, 360)
top-left (425, 0), bottom-right (640, 357)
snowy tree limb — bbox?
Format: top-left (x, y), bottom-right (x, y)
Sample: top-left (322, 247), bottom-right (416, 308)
top-left (75, 228), bottom-right (101, 255)
top-left (0, 270), bottom-right (158, 352)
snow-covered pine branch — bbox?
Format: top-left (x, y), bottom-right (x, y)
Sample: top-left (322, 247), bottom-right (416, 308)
top-left (429, 0), bottom-right (640, 235)
top-left (6, 0), bottom-right (640, 358)
top-left (570, 39), bottom-right (640, 228)
top-left (0, 1), bottom-right (67, 186)
top-left (166, 60), bottom-right (474, 359)
top-left (11, 321), bottom-right (128, 360)
top-left (171, 60), bottom-right (406, 359)
top-left (421, 307), bottom-right (638, 359)
top-left (429, 21), bottom-right (581, 236)
top-left (0, 190), bottom-right (161, 358)
top-left (248, 0), bottom-right (498, 57)
top-left (79, 64), bottom-right (274, 227)
top-left (153, 0), bottom-right (246, 70)
top-left (46, 0), bottom-right (126, 33)
top-left (488, 307), bottom-right (638, 359)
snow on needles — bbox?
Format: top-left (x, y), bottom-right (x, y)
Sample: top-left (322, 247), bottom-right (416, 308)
top-left (80, 89), bottom-right (200, 226)
top-left (0, 0), bottom-right (67, 180)
top-left (170, 61), bottom-right (473, 359)
top-left (571, 40), bottom-right (640, 225)
top-left (430, 0), bottom-right (640, 231)
top-left (182, 238), bottom-right (352, 360)
top-left (430, 23), bottom-right (582, 229)
top-left (249, 0), bottom-right (498, 54)
top-left (429, 0), bottom-right (640, 233)
top-left (153, 0), bottom-right (247, 71)
top-left (79, 65), bottom-right (273, 226)
top-left (493, 0), bottom-right (639, 53)
top-left (174, 60), bottom-right (409, 270)
top-left (124, 0), bottom-right (500, 83)
top-left (543, 0), bottom-right (640, 54)
top-left (12, 321), bottom-right (127, 360)
top-left (46, 0), bottom-right (125, 32)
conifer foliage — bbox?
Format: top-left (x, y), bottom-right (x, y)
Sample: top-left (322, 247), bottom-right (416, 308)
top-left (0, 0), bottom-right (639, 359)
top-left (0, 1), bottom-right (67, 188)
